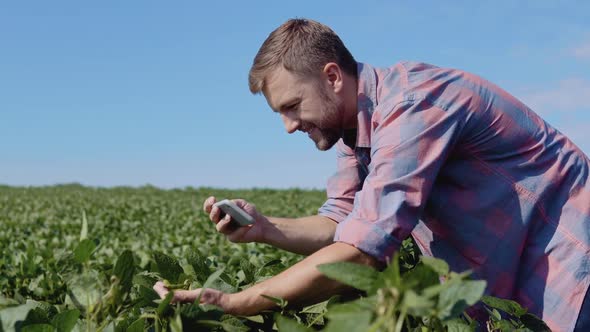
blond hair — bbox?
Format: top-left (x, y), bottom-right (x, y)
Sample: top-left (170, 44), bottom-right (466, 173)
top-left (248, 18), bottom-right (357, 94)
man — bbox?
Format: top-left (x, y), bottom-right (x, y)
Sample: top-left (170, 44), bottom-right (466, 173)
top-left (155, 18), bottom-right (590, 331)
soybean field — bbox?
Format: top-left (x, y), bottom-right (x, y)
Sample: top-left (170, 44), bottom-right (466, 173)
top-left (0, 185), bottom-right (549, 331)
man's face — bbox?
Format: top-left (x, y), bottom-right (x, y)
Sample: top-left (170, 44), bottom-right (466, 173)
top-left (263, 66), bottom-right (344, 151)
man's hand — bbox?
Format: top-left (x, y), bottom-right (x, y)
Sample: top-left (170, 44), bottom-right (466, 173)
top-left (152, 242), bottom-right (381, 317)
top-left (153, 281), bottom-right (233, 312)
top-left (203, 196), bottom-right (269, 243)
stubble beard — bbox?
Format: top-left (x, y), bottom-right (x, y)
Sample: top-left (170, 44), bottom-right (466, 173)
top-left (309, 87), bottom-right (343, 151)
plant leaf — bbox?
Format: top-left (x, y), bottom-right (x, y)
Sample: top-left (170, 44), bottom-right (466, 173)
top-left (73, 239), bottom-right (96, 264)
top-left (275, 315), bottom-right (313, 332)
top-left (444, 318), bottom-right (474, 332)
top-left (51, 309), bottom-right (79, 332)
top-left (156, 290), bottom-right (174, 317)
top-left (438, 280), bottom-right (486, 320)
top-left (113, 250), bottom-right (135, 293)
top-left (323, 300), bottom-right (373, 332)
top-left (126, 318), bottom-right (145, 332)
top-left (21, 324), bottom-right (55, 332)
top-left (153, 251), bottom-right (183, 284)
top-left (403, 289), bottom-right (435, 317)
top-left (80, 209), bottom-right (88, 241)
top-left (420, 256), bottom-right (449, 276)
top-left (316, 262), bottom-right (378, 292)
top-left (481, 295), bottom-right (528, 317)
top-left (520, 313), bottom-right (551, 332)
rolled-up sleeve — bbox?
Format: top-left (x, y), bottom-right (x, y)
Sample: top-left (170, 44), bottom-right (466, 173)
top-left (318, 140), bottom-right (363, 223)
top-left (334, 98), bottom-right (465, 263)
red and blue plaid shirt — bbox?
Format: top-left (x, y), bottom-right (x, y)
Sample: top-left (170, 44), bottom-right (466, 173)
top-left (319, 62), bottom-right (590, 331)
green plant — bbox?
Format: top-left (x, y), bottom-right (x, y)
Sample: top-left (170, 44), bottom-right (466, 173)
top-left (0, 185), bottom-right (549, 331)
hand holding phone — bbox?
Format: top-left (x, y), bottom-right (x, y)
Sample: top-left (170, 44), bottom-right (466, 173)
top-left (213, 199), bottom-right (255, 226)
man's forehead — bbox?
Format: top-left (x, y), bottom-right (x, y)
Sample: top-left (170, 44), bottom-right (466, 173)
top-left (263, 67), bottom-right (303, 111)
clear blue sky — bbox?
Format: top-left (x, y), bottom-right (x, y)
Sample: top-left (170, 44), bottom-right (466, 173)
top-left (1, 1), bottom-right (589, 189)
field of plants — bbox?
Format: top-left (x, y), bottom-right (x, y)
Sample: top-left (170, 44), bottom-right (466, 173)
top-left (0, 185), bottom-right (550, 331)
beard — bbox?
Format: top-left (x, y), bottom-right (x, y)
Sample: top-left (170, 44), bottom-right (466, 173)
top-left (308, 85), bottom-right (344, 151)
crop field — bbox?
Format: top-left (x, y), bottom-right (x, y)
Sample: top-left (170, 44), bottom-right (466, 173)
top-left (0, 185), bottom-right (549, 331)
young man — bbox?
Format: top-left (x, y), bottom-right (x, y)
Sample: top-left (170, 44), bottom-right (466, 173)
top-left (155, 18), bottom-right (590, 331)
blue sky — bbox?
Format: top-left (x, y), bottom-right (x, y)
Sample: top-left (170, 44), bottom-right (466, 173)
top-left (1, 1), bottom-right (589, 189)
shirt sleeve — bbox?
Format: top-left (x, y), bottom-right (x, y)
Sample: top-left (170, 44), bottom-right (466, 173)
top-left (318, 139), bottom-right (363, 223)
top-left (334, 98), bottom-right (466, 263)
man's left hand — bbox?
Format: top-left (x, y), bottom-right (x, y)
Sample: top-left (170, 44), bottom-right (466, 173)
top-left (153, 281), bottom-right (233, 313)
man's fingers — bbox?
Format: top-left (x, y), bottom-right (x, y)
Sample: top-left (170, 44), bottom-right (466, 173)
top-left (153, 281), bottom-right (203, 303)
top-left (209, 205), bottom-right (222, 223)
top-left (171, 289), bottom-right (201, 303)
top-left (153, 281), bottom-right (169, 298)
top-left (203, 196), bottom-right (216, 214)
top-left (216, 215), bottom-right (237, 234)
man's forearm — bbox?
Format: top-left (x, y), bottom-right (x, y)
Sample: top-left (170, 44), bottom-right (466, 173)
top-left (226, 242), bottom-right (381, 316)
top-left (261, 215), bottom-right (337, 255)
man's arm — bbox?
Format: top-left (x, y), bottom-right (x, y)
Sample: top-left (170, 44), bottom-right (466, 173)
top-left (154, 242), bottom-right (381, 316)
top-left (204, 197), bottom-right (337, 256)
top-left (261, 215), bottom-right (337, 255)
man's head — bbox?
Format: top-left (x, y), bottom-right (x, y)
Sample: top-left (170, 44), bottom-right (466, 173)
top-left (249, 18), bottom-right (358, 151)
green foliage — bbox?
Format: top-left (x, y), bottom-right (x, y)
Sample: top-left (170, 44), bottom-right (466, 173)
top-left (0, 185), bottom-right (550, 331)
top-left (316, 262), bottom-right (379, 293)
top-left (481, 296), bottom-right (551, 331)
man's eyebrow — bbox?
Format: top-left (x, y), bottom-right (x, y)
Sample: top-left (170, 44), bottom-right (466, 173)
top-left (276, 98), bottom-right (301, 112)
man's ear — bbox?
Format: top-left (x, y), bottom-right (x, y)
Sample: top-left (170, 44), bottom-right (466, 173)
top-left (322, 62), bottom-right (343, 93)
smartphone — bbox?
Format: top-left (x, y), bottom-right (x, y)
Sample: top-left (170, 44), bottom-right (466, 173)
top-left (213, 199), bottom-right (255, 226)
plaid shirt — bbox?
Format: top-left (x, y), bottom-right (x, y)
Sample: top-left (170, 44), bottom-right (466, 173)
top-left (319, 62), bottom-right (590, 331)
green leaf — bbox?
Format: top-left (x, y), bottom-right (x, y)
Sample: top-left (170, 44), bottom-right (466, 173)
top-left (21, 324), bottom-right (55, 332)
top-left (260, 295), bottom-right (288, 309)
top-left (132, 273), bottom-right (158, 289)
top-left (520, 313), bottom-right (551, 332)
top-left (80, 209), bottom-right (88, 241)
top-left (438, 280), bottom-right (486, 320)
top-left (136, 285), bottom-right (160, 308)
top-left (420, 256), bottom-right (449, 276)
top-left (73, 239), bottom-right (96, 264)
top-left (23, 307), bottom-right (50, 325)
top-left (402, 263), bottom-right (440, 290)
top-left (239, 259), bottom-right (256, 284)
top-left (444, 318), bottom-right (474, 332)
top-left (126, 318), bottom-right (145, 332)
top-left (156, 290), bottom-right (174, 317)
top-left (378, 253), bottom-right (402, 289)
top-left (65, 270), bottom-right (102, 312)
top-left (51, 309), bottom-right (79, 332)
top-left (153, 251), bottom-right (183, 283)
top-left (261, 259), bottom-right (282, 269)
top-left (196, 319), bottom-right (250, 332)
top-left (481, 295), bottom-right (528, 317)
top-left (316, 262), bottom-right (378, 292)
top-left (300, 300), bottom-right (329, 314)
top-left (186, 249), bottom-right (211, 283)
top-left (219, 316), bottom-right (250, 332)
top-left (0, 302), bottom-right (37, 332)
top-left (403, 289), bottom-right (435, 317)
top-left (323, 300), bottom-right (373, 332)
top-left (275, 315), bottom-right (313, 332)
top-left (0, 295), bottom-right (20, 308)
top-left (201, 267), bottom-right (226, 291)
top-left (113, 250), bottom-right (135, 293)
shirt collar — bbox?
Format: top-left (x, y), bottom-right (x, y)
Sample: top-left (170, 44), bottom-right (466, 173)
top-left (354, 62), bottom-right (377, 149)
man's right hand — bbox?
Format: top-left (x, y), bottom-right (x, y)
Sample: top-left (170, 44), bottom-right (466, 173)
top-left (202, 196), bottom-right (268, 243)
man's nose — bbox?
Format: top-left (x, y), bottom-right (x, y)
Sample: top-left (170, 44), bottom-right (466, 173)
top-left (281, 113), bottom-right (300, 134)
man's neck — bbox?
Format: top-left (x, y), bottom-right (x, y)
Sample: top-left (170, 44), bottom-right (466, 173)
top-left (342, 128), bottom-right (357, 149)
